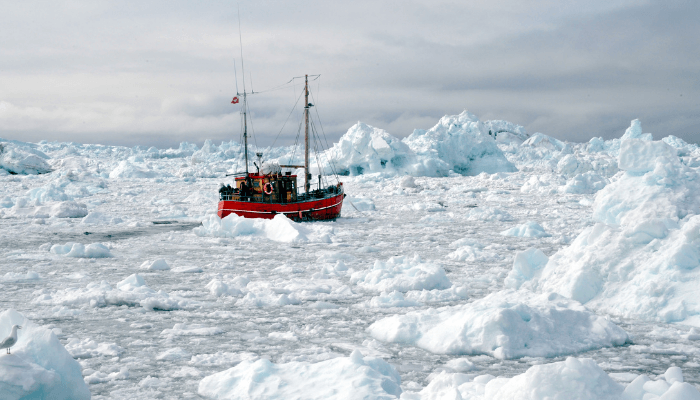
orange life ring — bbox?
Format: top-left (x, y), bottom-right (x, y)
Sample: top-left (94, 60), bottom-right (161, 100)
top-left (263, 182), bottom-right (273, 195)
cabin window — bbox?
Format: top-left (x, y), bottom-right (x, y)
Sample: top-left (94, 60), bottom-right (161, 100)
top-left (253, 181), bottom-right (260, 187)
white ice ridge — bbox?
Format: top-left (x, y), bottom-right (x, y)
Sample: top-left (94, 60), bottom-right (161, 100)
top-left (401, 358), bottom-right (700, 400)
top-left (368, 290), bottom-right (628, 359)
top-left (198, 350), bottom-right (401, 400)
top-left (194, 213), bottom-right (333, 243)
top-left (522, 138), bottom-right (700, 325)
top-left (0, 309), bottom-right (90, 400)
top-left (321, 111), bottom-right (516, 177)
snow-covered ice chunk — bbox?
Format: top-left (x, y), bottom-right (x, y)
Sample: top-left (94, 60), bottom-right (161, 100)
top-left (198, 350), bottom-right (401, 400)
top-left (161, 324), bottom-right (225, 337)
top-left (324, 122), bottom-right (415, 175)
top-left (406, 360), bottom-right (700, 400)
top-left (400, 175), bottom-right (417, 188)
top-left (467, 207), bottom-right (512, 221)
top-left (141, 258), bottom-right (171, 271)
top-left (350, 254), bottom-right (451, 293)
top-left (50, 201), bottom-right (88, 218)
top-left (195, 213), bottom-right (331, 243)
top-left (345, 196), bottom-right (376, 211)
top-left (109, 160), bottom-right (158, 178)
top-left (0, 143), bottom-right (52, 175)
top-left (619, 138), bottom-right (677, 173)
top-left (0, 309), bottom-right (90, 400)
top-left (560, 172), bottom-right (608, 194)
top-left (368, 290), bottom-right (628, 359)
top-left (404, 357), bottom-right (625, 400)
top-left (504, 248), bottom-right (549, 289)
top-left (521, 132), bottom-right (566, 151)
top-left (500, 221), bottom-right (551, 238)
top-left (621, 118), bottom-right (653, 141)
top-left (3, 271), bottom-right (40, 282)
top-left (64, 338), bottom-right (124, 359)
top-left (50, 242), bottom-right (113, 258)
top-left (206, 279), bottom-right (243, 297)
top-left (81, 211), bottom-right (123, 225)
top-left (156, 347), bottom-right (192, 361)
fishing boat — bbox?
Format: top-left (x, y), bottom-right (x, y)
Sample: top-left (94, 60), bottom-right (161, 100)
top-left (217, 74), bottom-right (345, 221)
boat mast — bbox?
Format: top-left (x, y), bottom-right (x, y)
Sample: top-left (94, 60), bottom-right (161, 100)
top-left (238, 10), bottom-right (249, 176)
top-left (304, 74), bottom-right (310, 194)
top-left (243, 93), bottom-right (249, 175)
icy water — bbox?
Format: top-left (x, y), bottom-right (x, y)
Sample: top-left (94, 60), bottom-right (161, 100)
top-left (1, 170), bottom-right (699, 399)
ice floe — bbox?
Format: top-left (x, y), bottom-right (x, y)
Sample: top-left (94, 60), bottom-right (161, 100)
top-left (0, 309), bottom-right (90, 400)
top-left (401, 357), bottom-right (700, 400)
top-left (198, 350), bottom-right (401, 400)
top-left (368, 290), bottom-right (628, 359)
top-left (350, 254), bottom-right (451, 293)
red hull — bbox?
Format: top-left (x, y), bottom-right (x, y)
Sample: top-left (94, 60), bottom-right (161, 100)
top-left (218, 193), bottom-right (344, 221)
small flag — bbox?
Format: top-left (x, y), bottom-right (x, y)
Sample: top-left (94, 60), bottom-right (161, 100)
top-left (231, 97), bottom-right (239, 104)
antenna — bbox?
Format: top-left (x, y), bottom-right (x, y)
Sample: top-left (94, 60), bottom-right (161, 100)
top-left (238, 6), bottom-right (246, 94)
top-left (233, 59), bottom-right (239, 94)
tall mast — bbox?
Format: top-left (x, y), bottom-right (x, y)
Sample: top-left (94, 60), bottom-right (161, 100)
top-left (304, 74), bottom-right (310, 194)
top-left (238, 9), bottom-right (249, 176)
top-left (243, 93), bottom-right (249, 175)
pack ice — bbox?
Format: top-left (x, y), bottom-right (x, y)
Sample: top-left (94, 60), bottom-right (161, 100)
top-left (522, 137), bottom-right (700, 325)
top-left (3, 115), bottom-right (700, 398)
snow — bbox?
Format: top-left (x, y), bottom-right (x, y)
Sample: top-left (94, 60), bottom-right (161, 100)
top-left (2, 115), bottom-right (700, 398)
top-left (198, 350), bottom-right (401, 400)
top-left (368, 290), bottom-right (628, 359)
top-left (0, 309), bottom-right (90, 400)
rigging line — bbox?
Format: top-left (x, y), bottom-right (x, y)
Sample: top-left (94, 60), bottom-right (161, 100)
top-left (311, 121), bottom-right (324, 187)
top-left (309, 90), bottom-right (341, 179)
top-left (314, 123), bottom-right (333, 188)
top-left (251, 77), bottom-right (296, 94)
top-left (291, 74), bottom-right (321, 80)
top-left (246, 98), bottom-right (259, 148)
top-left (270, 86), bottom-right (306, 148)
top-left (288, 118), bottom-right (303, 170)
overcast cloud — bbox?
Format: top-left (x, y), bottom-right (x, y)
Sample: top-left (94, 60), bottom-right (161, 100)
top-left (1, 0), bottom-right (698, 148)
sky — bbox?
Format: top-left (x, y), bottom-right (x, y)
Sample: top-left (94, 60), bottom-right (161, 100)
top-left (1, 0), bottom-right (698, 149)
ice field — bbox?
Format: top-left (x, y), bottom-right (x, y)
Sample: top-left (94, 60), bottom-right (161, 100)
top-left (1, 111), bottom-right (700, 399)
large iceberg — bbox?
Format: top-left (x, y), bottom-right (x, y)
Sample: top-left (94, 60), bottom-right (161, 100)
top-left (523, 138), bottom-right (700, 325)
top-left (403, 111), bottom-right (516, 176)
top-left (324, 122), bottom-right (415, 175)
